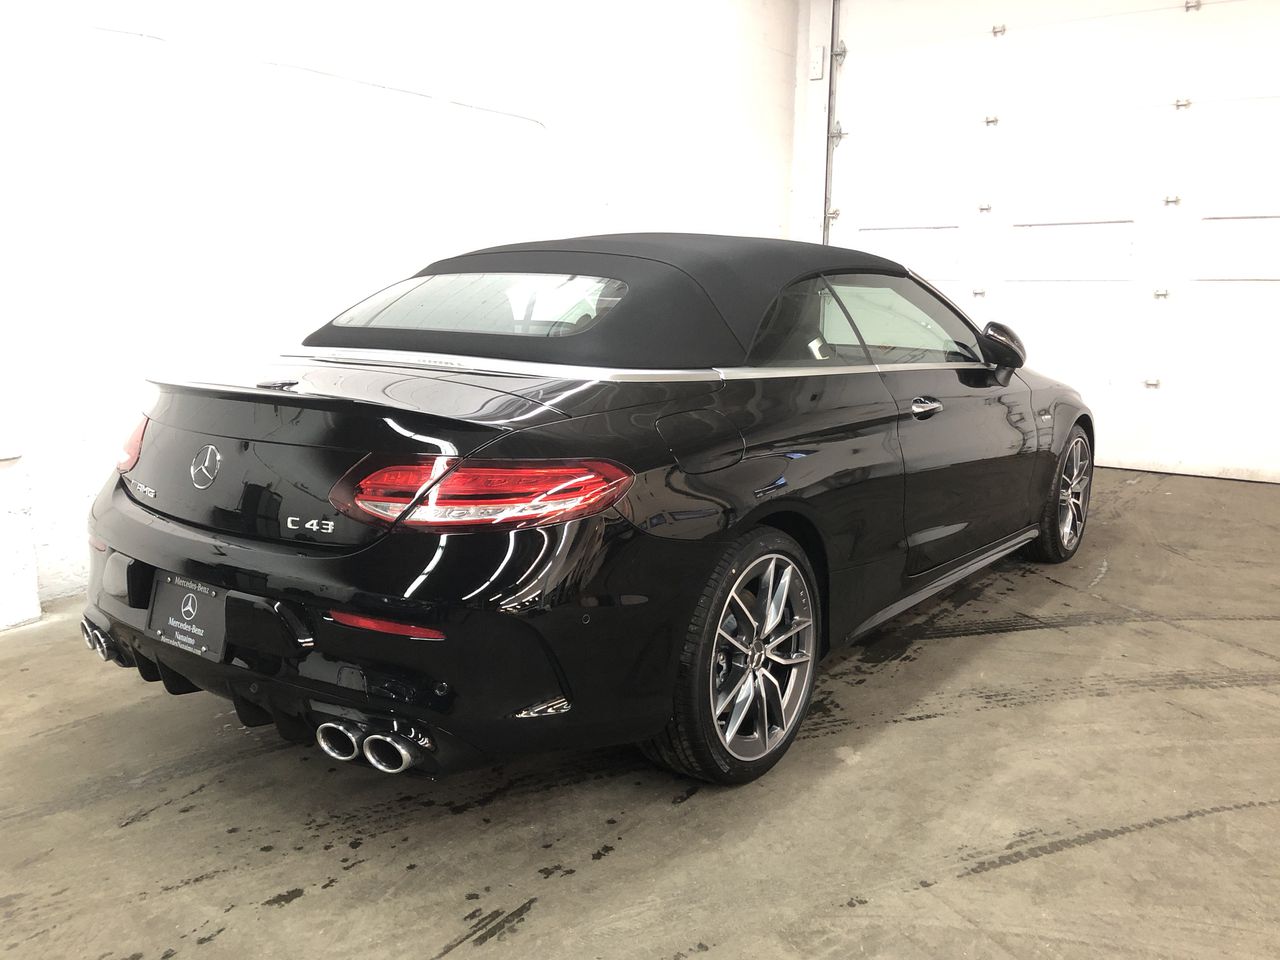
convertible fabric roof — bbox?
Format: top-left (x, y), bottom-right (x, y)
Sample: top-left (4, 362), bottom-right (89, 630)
top-left (305, 233), bottom-right (907, 369)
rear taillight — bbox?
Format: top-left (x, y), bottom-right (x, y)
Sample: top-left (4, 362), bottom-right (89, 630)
top-left (344, 460), bottom-right (456, 522)
top-left (336, 457), bottom-right (632, 531)
top-left (117, 418), bottom-right (147, 473)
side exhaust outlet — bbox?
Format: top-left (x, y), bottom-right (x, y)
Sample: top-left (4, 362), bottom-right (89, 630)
top-left (80, 619), bottom-right (96, 651)
top-left (362, 733), bottom-right (424, 774)
top-left (315, 721), bottom-right (366, 762)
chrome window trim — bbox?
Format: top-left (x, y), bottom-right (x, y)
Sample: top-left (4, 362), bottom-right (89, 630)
top-left (714, 361), bottom-right (993, 380)
top-left (283, 347), bottom-right (993, 384)
top-left (877, 361), bottom-right (994, 373)
top-left (715, 364), bottom-right (875, 379)
top-left (281, 348), bottom-right (723, 383)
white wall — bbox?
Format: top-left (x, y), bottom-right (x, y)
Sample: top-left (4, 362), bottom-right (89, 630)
top-left (787, 0), bottom-right (834, 242)
top-left (0, 0), bottom-right (802, 616)
top-left (0, 460), bottom-right (41, 629)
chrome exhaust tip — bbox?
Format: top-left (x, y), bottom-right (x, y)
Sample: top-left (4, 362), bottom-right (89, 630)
top-left (315, 721), bottom-right (365, 762)
top-left (80, 619), bottom-right (95, 651)
top-left (90, 628), bottom-right (117, 663)
top-left (362, 733), bottom-right (421, 774)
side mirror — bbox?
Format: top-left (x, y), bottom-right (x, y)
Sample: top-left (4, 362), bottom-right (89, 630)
top-left (982, 322), bottom-right (1026, 369)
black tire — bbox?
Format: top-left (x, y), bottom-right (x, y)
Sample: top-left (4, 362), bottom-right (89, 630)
top-left (1025, 423), bottom-right (1093, 563)
top-left (640, 528), bottom-right (820, 784)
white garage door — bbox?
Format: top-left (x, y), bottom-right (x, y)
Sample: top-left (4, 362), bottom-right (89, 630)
top-left (827, 0), bottom-right (1280, 482)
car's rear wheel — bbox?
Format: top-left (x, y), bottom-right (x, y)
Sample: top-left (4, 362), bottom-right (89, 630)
top-left (1026, 424), bottom-right (1093, 563)
top-left (641, 529), bottom-right (819, 784)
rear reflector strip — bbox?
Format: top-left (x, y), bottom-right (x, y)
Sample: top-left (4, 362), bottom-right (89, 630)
top-left (327, 609), bottom-right (445, 640)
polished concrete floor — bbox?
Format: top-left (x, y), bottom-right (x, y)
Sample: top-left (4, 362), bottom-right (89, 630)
top-left (2, 468), bottom-right (1279, 959)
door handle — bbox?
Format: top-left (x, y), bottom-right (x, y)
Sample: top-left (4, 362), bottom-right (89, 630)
top-left (910, 397), bottom-right (944, 419)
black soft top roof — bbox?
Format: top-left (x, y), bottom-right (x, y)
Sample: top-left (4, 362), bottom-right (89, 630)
top-left (305, 233), bottom-right (906, 369)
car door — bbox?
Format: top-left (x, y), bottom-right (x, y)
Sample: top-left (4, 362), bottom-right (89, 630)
top-left (825, 273), bottom-right (1038, 576)
top-left (718, 276), bottom-right (908, 638)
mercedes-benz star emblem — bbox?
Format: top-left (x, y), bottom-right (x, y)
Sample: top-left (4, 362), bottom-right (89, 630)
top-left (180, 592), bottom-right (198, 620)
top-left (190, 444), bottom-right (221, 489)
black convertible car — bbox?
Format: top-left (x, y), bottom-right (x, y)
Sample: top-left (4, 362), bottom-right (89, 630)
top-left (85, 234), bottom-right (1093, 783)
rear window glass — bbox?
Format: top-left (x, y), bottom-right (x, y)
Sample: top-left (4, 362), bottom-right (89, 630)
top-left (331, 273), bottom-right (628, 338)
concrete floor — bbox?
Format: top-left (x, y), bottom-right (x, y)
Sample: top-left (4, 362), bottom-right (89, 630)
top-left (2, 467), bottom-right (1279, 959)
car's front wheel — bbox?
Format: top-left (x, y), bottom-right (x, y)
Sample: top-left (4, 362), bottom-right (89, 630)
top-left (1026, 423), bottom-right (1093, 563)
top-left (641, 529), bottom-right (819, 784)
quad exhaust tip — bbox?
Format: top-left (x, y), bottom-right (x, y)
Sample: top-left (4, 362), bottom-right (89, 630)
top-left (316, 722), bottom-right (423, 774)
top-left (315, 721), bottom-right (365, 762)
top-left (362, 733), bottom-right (422, 774)
top-left (92, 629), bottom-right (114, 662)
top-left (81, 619), bottom-right (118, 662)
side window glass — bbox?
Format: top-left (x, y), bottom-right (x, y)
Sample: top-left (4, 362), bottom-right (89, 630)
top-left (747, 278), bottom-right (871, 367)
top-left (824, 275), bottom-right (982, 366)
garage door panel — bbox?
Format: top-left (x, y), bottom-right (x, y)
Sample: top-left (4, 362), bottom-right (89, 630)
top-left (997, 281), bottom-right (1175, 474)
top-left (831, 157), bottom-right (974, 226)
top-left (1156, 1), bottom-right (1280, 102)
top-left (1193, 219), bottom-right (1280, 280)
top-left (1113, 281), bottom-right (1280, 481)
top-left (992, 281), bottom-right (1148, 386)
top-left (829, 0), bottom-right (1278, 480)
top-left (1176, 100), bottom-right (1280, 215)
top-left (998, 18), bottom-right (1171, 112)
top-left (924, 279), bottom-right (1185, 476)
top-left (838, 0), bottom-right (1011, 53)
top-left (998, 222), bottom-right (1137, 281)
top-left (830, 107), bottom-right (992, 226)
top-left (842, 50), bottom-right (993, 116)
top-left (1161, 281), bottom-right (1280, 479)
top-left (993, 108), bottom-right (1159, 224)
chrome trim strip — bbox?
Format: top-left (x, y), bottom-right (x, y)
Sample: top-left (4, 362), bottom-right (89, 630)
top-left (163, 353), bottom-right (995, 394)
top-left (281, 348), bottom-right (723, 383)
top-left (285, 348), bottom-right (992, 383)
top-left (851, 526), bottom-right (1039, 639)
top-left (714, 364), bottom-right (878, 379)
top-left (714, 361), bottom-right (992, 380)
top-left (876, 361), bottom-right (993, 373)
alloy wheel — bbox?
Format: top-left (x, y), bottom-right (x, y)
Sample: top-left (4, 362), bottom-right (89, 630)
top-left (1058, 436), bottom-right (1092, 550)
top-left (709, 554), bottom-right (816, 762)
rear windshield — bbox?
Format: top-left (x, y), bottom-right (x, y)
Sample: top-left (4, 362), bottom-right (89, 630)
top-left (331, 273), bottom-right (628, 338)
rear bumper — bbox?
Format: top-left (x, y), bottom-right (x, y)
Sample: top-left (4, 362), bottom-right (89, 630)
top-left (86, 477), bottom-right (723, 774)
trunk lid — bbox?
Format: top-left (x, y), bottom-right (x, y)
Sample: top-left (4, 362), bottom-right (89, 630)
top-left (125, 353), bottom-right (722, 547)
top-left (125, 359), bottom-right (566, 548)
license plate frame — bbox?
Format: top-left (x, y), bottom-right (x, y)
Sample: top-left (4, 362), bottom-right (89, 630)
top-left (147, 573), bottom-right (228, 662)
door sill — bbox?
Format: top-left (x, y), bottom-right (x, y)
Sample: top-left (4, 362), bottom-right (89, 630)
top-left (851, 526), bottom-right (1038, 640)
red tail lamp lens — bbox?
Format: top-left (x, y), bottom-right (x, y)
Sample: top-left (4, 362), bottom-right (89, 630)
top-left (328, 609), bottom-right (445, 640)
top-left (343, 457), bottom-right (632, 531)
top-left (347, 460), bottom-right (457, 522)
top-left (117, 418), bottom-right (148, 472)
